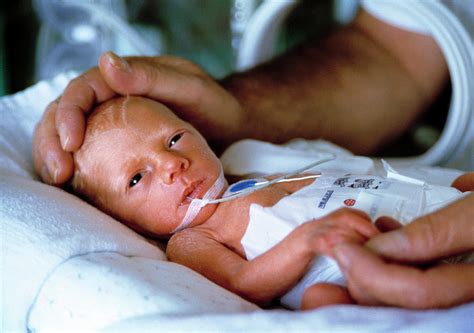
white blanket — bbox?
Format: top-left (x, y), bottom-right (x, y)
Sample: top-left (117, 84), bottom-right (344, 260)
top-left (1, 73), bottom-right (472, 332)
top-left (0, 73), bottom-right (257, 332)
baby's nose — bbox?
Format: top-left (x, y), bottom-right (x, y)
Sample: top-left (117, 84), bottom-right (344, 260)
top-left (160, 153), bottom-right (189, 185)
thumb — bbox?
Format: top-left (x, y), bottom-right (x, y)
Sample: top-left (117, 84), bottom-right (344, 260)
top-left (98, 51), bottom-right (206, 108)
top-left (97, 51), bottom-right (245, 145)
top-left (366, 193), bottom-right (474, 263)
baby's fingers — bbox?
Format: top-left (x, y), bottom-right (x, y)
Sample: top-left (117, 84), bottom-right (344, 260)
top-left (331, 208), bottom-right (380, 238)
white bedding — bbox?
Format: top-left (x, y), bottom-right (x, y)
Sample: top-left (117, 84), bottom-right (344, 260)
top-left (1, 73), bottom-right (472, 333)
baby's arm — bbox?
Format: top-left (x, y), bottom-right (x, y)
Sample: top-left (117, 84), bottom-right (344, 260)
top-left (167, 227), bottom-right (319, 305)
top-left (167, 208), bottom-right (379, 305)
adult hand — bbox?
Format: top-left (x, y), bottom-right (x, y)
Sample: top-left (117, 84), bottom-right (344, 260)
top-left (297, 208), bottom-right (380, 258)
top-left (333, 173), bottom-right (474, 309)
top-left (33, 52), bottom-right (246, 185)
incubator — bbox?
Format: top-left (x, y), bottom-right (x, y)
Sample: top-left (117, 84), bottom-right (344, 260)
top-left (33, 0), bottom-right (161, 80)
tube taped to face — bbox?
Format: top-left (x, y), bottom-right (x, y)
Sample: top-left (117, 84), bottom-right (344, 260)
top-left (172, 168), bottom-right (226, 233)
top-left (172, 155), bottom-right (335, 234)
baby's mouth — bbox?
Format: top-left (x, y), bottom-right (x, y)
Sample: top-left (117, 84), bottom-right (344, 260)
top-left (181, 180), bottom-right (205, 205)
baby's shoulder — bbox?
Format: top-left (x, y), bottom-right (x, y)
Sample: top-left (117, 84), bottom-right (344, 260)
top-left (167, 227), bottom-right (223, 258)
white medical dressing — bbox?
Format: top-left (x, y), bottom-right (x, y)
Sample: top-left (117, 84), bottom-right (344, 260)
top-left (241, 163), bottom-right (467, 309)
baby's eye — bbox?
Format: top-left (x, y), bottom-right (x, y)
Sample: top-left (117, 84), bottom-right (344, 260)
top-left (169, 133), bottom-right (183, 148)
top-left (129, 172), bottom-right (143, 188)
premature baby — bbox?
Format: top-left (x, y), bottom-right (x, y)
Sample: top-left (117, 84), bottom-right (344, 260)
top-left (70, 96), bottom-right (465, 310)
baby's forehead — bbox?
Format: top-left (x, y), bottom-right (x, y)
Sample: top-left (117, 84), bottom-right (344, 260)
top-left (88, 96), bottom-right (177, 133)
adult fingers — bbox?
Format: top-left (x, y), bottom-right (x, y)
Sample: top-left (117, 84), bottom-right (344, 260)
top-left (374, 216), bottom-right (403, 232)
top-left (56, 66), bottom-right (117, 152)
top-left (334, 243), bottom-right (474, 308)
top-left (55, 52), bottom-right (198, 152)
top-left (365, 194), bottom-right (474, 263)
top-left (32, 100), bottom-right (74, 184)
top-left (451, 172), bottom-right (474, 192)
top-left (98, 52), bottom-right (245, 144)
top-left (98, 52), bottom-right (211, 109)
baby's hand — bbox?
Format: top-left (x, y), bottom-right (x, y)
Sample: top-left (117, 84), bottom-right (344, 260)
top-left (297, 208), bottom-right (380, 258)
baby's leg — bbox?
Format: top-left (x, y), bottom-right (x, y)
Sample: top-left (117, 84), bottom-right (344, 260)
top-left (301, 283), bottom-right (353, 310)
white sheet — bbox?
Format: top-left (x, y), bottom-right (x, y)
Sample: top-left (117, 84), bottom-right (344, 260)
top-left (102, 302), bottom-right (474, 333)
top-left (29, 253), bottom-right (258, 332)
top-left (1, 73), bottom-right (472, 333)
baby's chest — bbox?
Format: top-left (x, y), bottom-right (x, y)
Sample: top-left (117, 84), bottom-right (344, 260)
top-left (224, 187), bottom-right (288, 224)
top-left (216, 187), bottom-right (289, 252)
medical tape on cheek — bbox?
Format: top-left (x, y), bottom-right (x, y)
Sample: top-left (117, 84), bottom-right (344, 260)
top-left (171, 168), bottom-right (225, 233)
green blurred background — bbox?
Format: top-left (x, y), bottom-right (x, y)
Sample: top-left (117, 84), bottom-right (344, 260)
top-left (1, 0), bottom-right (337, 96)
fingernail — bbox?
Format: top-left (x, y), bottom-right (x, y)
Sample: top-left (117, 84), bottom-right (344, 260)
top-left (45, 153), bottom-right (60, 184)
top-left (41, 165), bottom-right (52, 183)
top-left (62, 135), bottom-right (71, 151)
top-left (334, 244), bottom-right (353, 271)
top-left (58, 124), bottom-right (70, 150)
top-left (105, 51), bottom-right (131, 73)
top-left (53, 168), bottom-right (60, 184)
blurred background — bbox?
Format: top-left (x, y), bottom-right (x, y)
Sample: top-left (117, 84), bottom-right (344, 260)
top-left (1, 0), bottom-right (352, 96)
top-left (0, 0), bottom-right (447, 157)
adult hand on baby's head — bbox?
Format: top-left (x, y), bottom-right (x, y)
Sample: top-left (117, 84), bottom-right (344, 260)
top-left (334, 193), bottom-right (474, 309)
top-left (33, 52), bottom-right (246, 185)
top-left (97, 53), bottom-right (246, 145)
top-left (33, 66), bottom-right (116, 184)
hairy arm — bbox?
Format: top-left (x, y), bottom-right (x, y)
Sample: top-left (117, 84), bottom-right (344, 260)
top-left (222, 9), bottom-right (448, 154)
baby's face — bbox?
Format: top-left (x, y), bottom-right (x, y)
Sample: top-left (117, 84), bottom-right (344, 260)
top-left (78, 97), bottom-right (224, 236)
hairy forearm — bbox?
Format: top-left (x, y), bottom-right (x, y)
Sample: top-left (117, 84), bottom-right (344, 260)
top-left (221, 11), bottom-right (447, 154)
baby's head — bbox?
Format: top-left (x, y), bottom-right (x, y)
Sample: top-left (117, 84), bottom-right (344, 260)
top-left (70, 96), bottom-right (224, 237)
